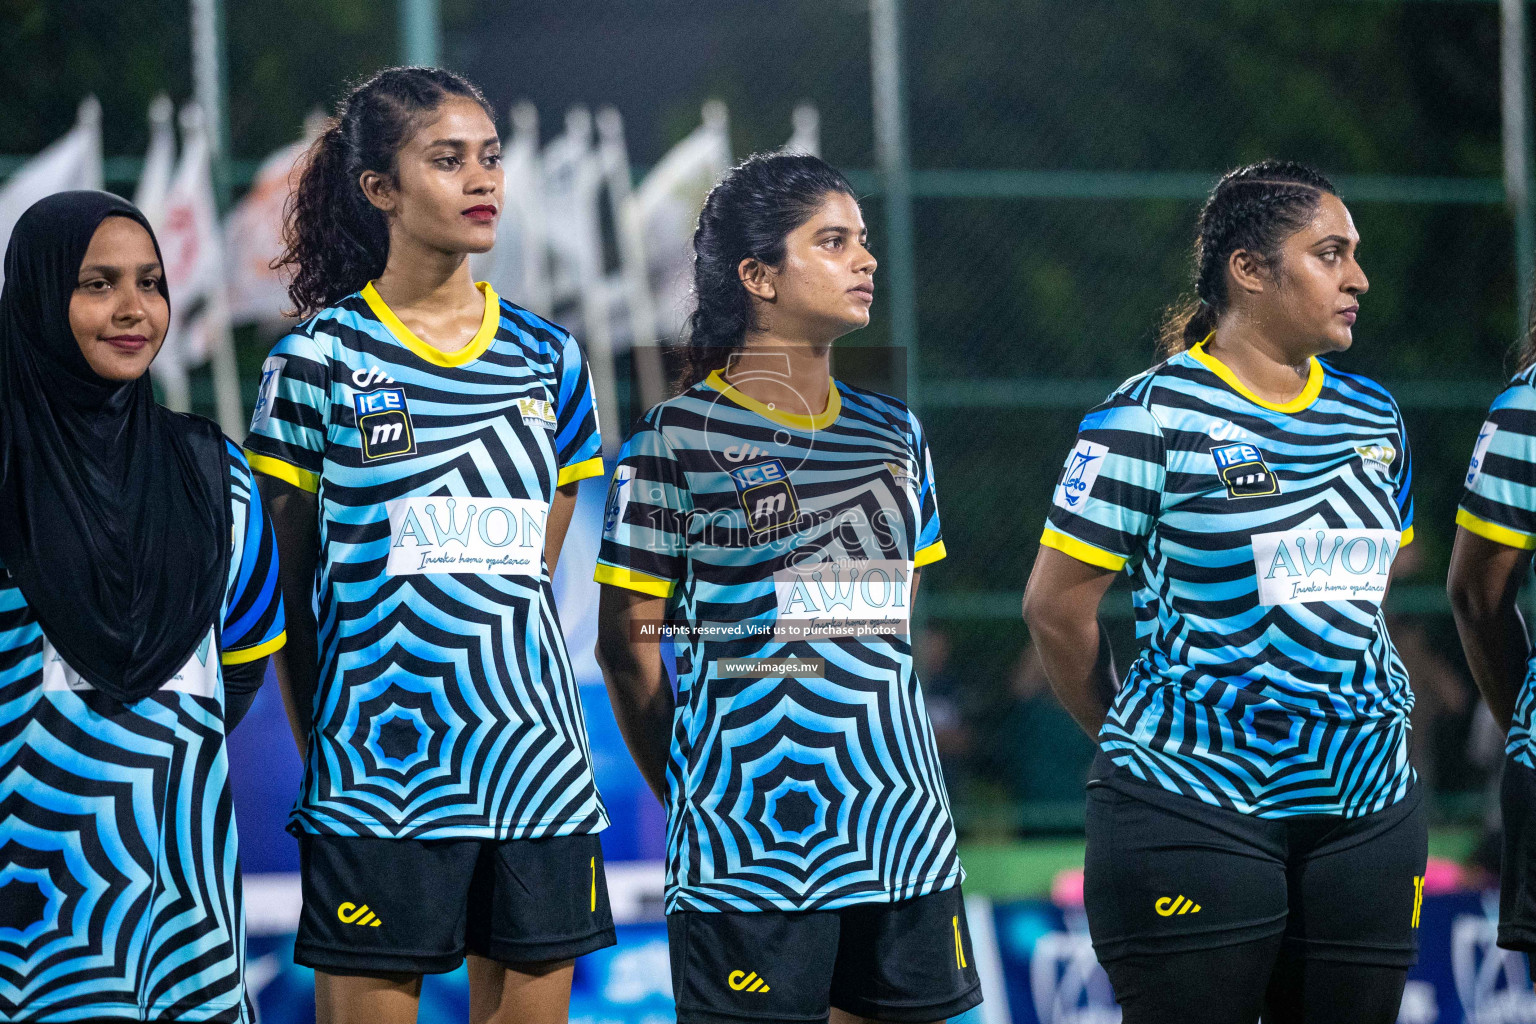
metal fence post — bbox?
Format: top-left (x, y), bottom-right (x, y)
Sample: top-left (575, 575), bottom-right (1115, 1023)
top-left (1503, 0), bottom-right (1534, 334)
top-left (400, 0), bottom-right (442, 68)
top-left (870, 0), bottom-right (919, 412)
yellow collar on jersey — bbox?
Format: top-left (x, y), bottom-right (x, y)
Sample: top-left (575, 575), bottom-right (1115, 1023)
top-left (1190, 336), bottom-right (1323, 414)
top-left (361, 280), bottom-right (501, 368)
top-left (704, 369), bottom-right (841, 431)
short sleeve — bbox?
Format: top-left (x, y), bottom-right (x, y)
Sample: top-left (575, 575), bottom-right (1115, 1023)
top-left (594, 421), bottom-right (688, 598)
top-left (243, 330), bottom-right (329, 493)
top-left (222, 446), bottom-right (286, 667)
top-left (552, 330), bottom-right (605, 487)
top-left (1458, 383), bottom-right (1536, 550)
top-left (1392, 406), bottom-right (1415, 546)
top-left (911, 412), bottom-right (945, 569)
top-left (1041, 396), bottom-right (1167, 572)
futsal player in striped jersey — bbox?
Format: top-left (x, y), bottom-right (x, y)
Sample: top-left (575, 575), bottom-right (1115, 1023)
top-left (244, 68), bottom-right (613, 1024)
top-left (1024, 162), bottom-right (1425, 1024)
top-left (1449, 341), bottom-right (1536, 980)
top-left (594, 154), bottom-right (980, 1024)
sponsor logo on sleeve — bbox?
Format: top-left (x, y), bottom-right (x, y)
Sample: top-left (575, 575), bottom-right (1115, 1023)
top-left (1212, 442), bottom-right (1278, 499)
top-left (385, 497), bottom-right (547, 575)
top-left (1250, 528), bottom-right (1400, 606)
top-left (353, 387), bottom-right (417, 463)
top-left (604, 465), bottom-right (636, 534)
top-left (1053, 440), bottom-right (1108, 513)
top-left (250, 356), bottom-right (286, 432)
top-left (1467, 422), bottom-right (1498, 488)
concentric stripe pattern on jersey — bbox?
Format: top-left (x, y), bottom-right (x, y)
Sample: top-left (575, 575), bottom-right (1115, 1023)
top-left (243, 283), bottom-right (608, 840)
top-left (596, 373), bottom-right (959, 912)
top-left (1044, 346), bottom-right (1415, 818)
top-left (0, 443), bottom-right (285, 1022)
top-left (1457, 364), bottom-right (1536, 767)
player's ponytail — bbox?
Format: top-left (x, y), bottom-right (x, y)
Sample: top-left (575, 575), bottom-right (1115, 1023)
top-left (277, 66), bottom-right (495, 319)
top-left (680, 153), bottom-right (858, 390)
top-left (1159, 160), bottom-right (1337, 359)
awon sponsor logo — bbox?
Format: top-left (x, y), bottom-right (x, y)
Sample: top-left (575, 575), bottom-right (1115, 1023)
top-left (773, 559), bottom-right (911, 632)
top-left (386, 497), bottom-right (547, 576)
top-left (1250, 528), bottom-right (1400, 606)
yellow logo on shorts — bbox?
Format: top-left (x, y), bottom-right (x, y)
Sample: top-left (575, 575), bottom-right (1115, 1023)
top-left (1155, 895), bottom-right (1202, 916)
top-left (728, 970), bottom-right (771, 993)
top-left (1411, 875), bottom-right (1425, 928)
top-left (337, 902), bottom-right (382, 927)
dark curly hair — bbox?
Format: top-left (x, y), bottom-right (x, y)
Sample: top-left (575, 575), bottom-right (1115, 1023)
top-left (679, 153), bottom-right (857, 389)
top-left (276, 66), bottom-right (495, 319)
top-left (1159, 160), bottom-right (1338, 358)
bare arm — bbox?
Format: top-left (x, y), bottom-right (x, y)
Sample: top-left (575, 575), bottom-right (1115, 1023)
top-left (543, 481), bottom-right (581, 576)
top-left (256, 475), bottom-right (321, 754)
top-left (1021, 545), bottom-right (1120, 737)
top-left (594, 585), bottom-right (674, 804)
top-left (1448, 526), bottom-right (1532, 732)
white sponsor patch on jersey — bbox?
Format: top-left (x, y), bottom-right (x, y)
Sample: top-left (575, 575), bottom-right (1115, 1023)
top-left (250, 356), bottom-right (286, 432)
top-left (42, 625), bottom-right (220, 697)
top-left (1250, 528), bottom-right (1400, 607)
top-left (1466, 422), bottom-right (1498, 488)
top-left (386, 497), bottom-right (548, 576)
top-left (1053, 439), bottom-right (1109, 513)
top-left (773, 558), bottom-right (911, 635)
top-left (516, 396), bottom-right (557, 428)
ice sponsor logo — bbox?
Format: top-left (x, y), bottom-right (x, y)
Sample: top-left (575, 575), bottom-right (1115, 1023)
top-left (772, 558), bottom-right (910, 636)
top-left (1053, 439), bottom-right (1108, 512)
top-left (250, 356), bottom-right (285, 431)
top-left (386, 497), bottom-right (547, 575)
top-left (1250, 528), bottom-right (1401, 606)
top-left (728, 459), bottom-right (799, 533)
top-left (1466, 421), bottom-right (1498, 488)
top-left (1212, 442), bottom-right (1278, 499)
top-left (354, 387), bottom-right (416, 463)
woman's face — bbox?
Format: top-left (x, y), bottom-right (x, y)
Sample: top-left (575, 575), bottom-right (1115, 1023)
top-left (754, 191), bottom-right (878, 341)
top-left (1257, 192), bottom-right (1369, 355)
top-left (68, 216), bottom-right (168, 382)
top-left (364, 96), bottom-right (504, 256)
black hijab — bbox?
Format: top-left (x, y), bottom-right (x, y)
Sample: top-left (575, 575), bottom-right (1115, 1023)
top-left (0, 191), bottom-right (229, 703)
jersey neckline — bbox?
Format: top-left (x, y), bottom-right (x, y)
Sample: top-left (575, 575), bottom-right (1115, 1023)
top-left (361, 280), bottom-right (501, 368)
top-left (704, 369), bottom-right (842, 431)
top-left (1189, 338), bottom-right (1324, 414)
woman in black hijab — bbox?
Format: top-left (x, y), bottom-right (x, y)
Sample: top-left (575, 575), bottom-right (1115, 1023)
top-left (0, 191), bottom-right (286, 1021)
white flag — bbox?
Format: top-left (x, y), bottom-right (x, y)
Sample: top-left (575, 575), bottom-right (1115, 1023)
top-left (782, 103), bottom-right (821, 158)
top-left (154, 103), bottom-right (240, 433)
top-left (622, 101), bottom-right (732, 345)
top-left (224, 112), bottom-right (321, 325)
top-left (470, 101), bottom-right (549, 317)
top-left (0, 97), bottom-right (103, 290)
top-left (134, 95), bottom-right (177, 225)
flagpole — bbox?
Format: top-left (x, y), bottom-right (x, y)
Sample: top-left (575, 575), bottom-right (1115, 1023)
top-left (400, 0), bottom-right (441, 66)
top-left (190, 0), bottom-right (244, 435)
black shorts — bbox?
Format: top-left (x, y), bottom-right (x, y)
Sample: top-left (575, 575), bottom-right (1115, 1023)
top-left (1084, 768), bottom-right (1427, 967)
top-left (294, 831), bottom-right (616, 974)
top-left (667, 886), bottom-right (983, 1024)
top-left (1500, 756), bottom-right (1536, 955)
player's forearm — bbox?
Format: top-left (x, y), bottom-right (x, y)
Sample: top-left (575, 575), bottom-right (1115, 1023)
top-left (1027, 610), bottom-right (1116, 737)
top-left (258, 475), bottom-right (322, 753)
top-left (602, 661), bottom-right (675, 806)
top-left (544, 482), bottom-right (581, 575)
top-left (1452, 603), bottom-right (1528, 733)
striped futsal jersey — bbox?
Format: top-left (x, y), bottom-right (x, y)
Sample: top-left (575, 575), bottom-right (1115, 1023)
top-left (1043, 341), bottom-right (1416, 818)
top-left (0, 444), bottom-right (285, 1023)
top-left (595, 370), bottom-right (959, 912)
top-left (243, 282), bottom-right (609, 840)
top-left (1458, 364), bottom-right (1536, 768)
